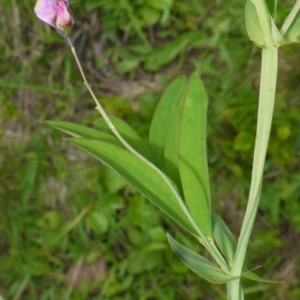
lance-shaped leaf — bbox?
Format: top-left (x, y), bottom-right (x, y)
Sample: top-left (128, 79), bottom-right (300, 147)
top-left (43, 120), bottom-right (122, 147)
top-left (67, 138), bottom-right (198, 236)
top-left (178, 75), bottom-right (212, 237)
top-left (167, 234), bottom-right (234, 284)
top-left (163, 84), bottom-right (187, 191)
top-left (94, 116), bottom-right (153, 162)
top-left (149, 76), bottom-right (187, 168)
top-left (242, 269), bottom-right (283, 284)
top-left (212, 212), bottom-right (236, 266)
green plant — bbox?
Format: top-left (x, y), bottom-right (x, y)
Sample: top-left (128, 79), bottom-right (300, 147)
top-left (3, 0), bottom-right (298, 299)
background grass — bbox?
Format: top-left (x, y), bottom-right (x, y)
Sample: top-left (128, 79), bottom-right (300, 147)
top-left (1, 0), bottom-right (300, 299)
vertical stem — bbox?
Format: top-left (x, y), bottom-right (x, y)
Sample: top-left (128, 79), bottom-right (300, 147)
top-left (227, 281), bottom-right (244, 300)
top-left (228, 46), bottom-right (278, 299)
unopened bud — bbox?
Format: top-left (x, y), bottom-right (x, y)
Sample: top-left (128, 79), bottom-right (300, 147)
top-left (34, 0), bottom-right (75, 37)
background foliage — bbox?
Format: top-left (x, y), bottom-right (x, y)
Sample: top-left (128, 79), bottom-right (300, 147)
top-left (1, 0), bottom-right (300, 299)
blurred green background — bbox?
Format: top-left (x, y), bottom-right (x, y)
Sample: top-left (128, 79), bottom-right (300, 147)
top-left (1, 0), bottom-right (300, 299)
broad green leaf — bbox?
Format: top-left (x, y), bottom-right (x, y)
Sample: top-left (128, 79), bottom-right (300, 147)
top-left (67, 138), bottom-right (198, 236)
top-left (245, 0), bottom-right (265, 47)
top-left (179, 75), bottom-right (211, 237)
top-left (149, 76), bottom-right (186, 168)
top-left (44, 120), bottom-right (122, 147)
top-left (242, 269), bottom-right (283, 283)
top-left (212, 212), bottom-right (236, 266)
top-left (167, 234), bottom-right (234, 284)
top-left (94, 116), bottom-right (153, 162)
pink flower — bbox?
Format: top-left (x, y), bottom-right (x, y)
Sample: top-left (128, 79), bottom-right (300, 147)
top-left (34, 0), bottom-right (74, 36)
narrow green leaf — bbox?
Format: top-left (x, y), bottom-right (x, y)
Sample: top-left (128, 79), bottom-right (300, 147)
top-left (163, 81), bottom-right (187, 190)
top-left (242, 269), bottom-right (283, 284)
top-left (67, 138), bottom-right (198, 236)
top-left (167, 234), bottom-right (234, 284)
top-left (43, 120), bottom-right (122, 147)
top-left (94, 116), bottom-right (153, 162)
top-left (149, 76), bottom-right (187, 168)
top-left (179, 75), bottom-right (211, 237)
top-left (212, 212), bottom-right (236, 266)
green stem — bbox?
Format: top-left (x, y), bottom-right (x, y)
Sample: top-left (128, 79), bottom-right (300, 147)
top-left (228, 46), bottom-right (278, 299)
top-left (66, 37), bottom-right (230, 274)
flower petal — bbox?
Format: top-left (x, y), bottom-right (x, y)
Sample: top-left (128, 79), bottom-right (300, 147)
top-left (34, 0), bottom-right (57, 28)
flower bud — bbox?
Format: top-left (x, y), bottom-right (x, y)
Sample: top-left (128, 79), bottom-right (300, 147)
top-left (34, 0), bottom-right (75, 37)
